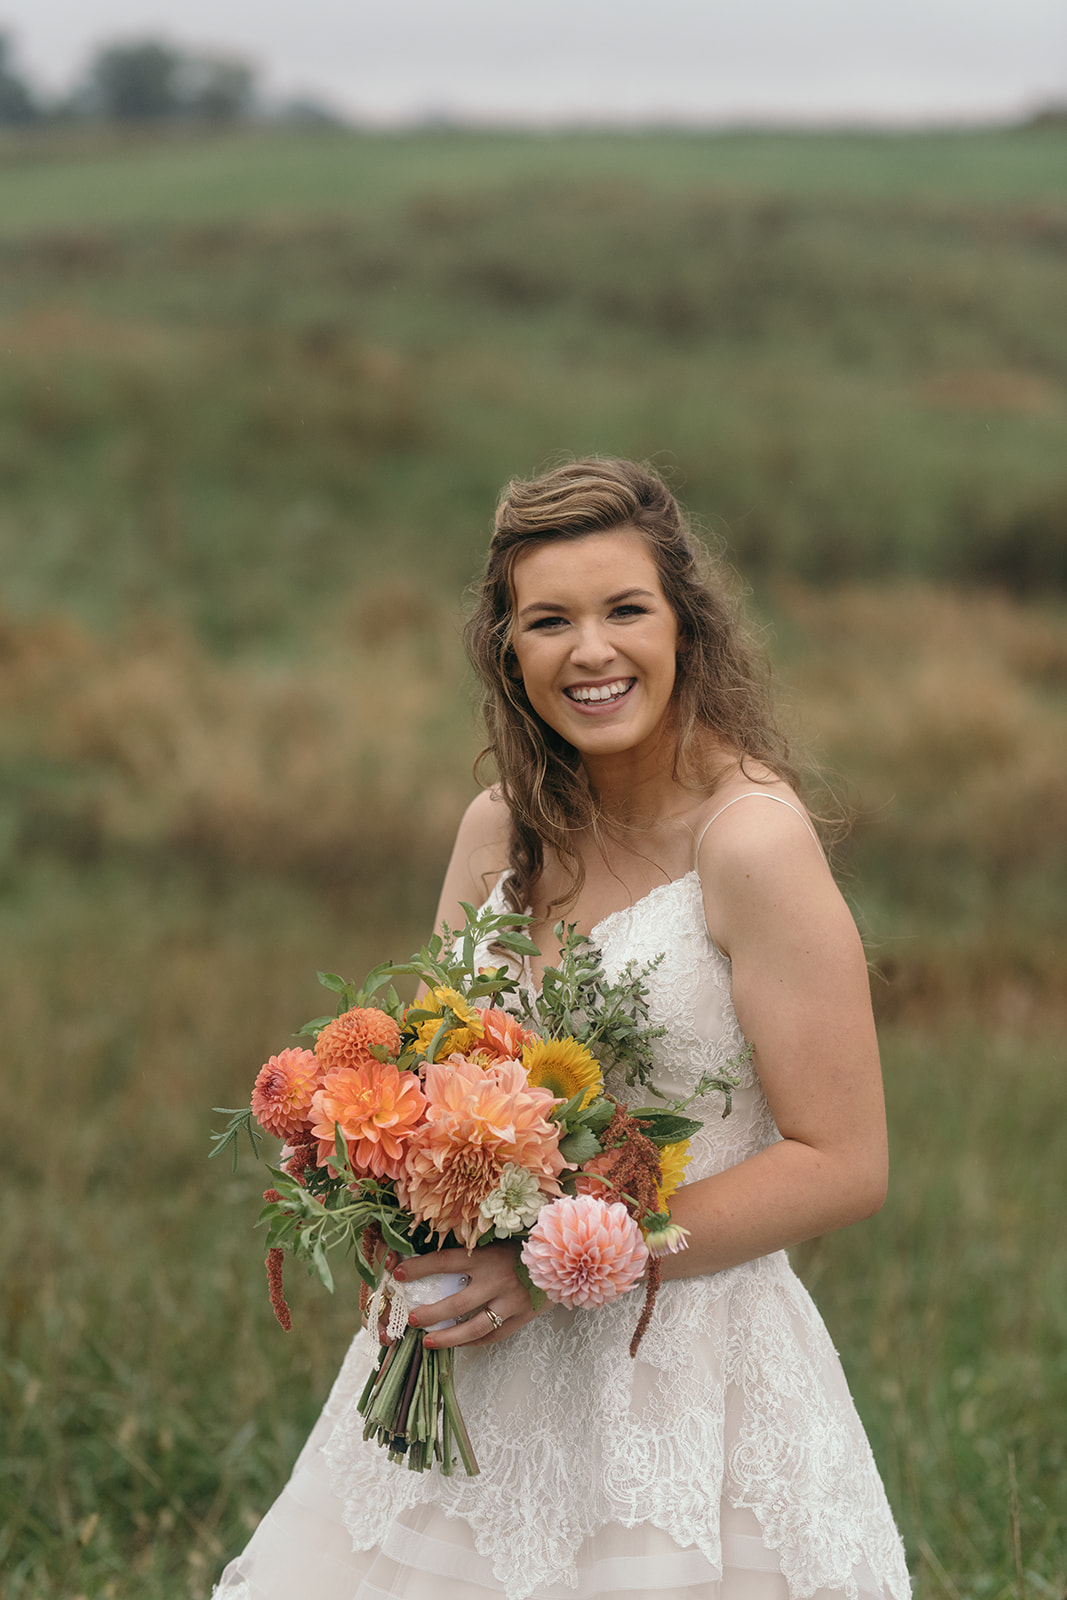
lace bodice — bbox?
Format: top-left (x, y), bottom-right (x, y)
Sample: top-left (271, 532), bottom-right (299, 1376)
top-left (482, 867), bottom-right (782, 1181)
top-left (312, 869), bottom-right (911, 1600)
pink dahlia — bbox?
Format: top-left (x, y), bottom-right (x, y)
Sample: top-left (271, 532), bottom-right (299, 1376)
top-left (401, 1054), bottom-right (566, 1249)
top-left (521, 1194), bottom-right (649, 1310)
top-left (251, 1048), bottom-right (323, 1141)
top-left (310, 1060), bottom-right (427, 1179)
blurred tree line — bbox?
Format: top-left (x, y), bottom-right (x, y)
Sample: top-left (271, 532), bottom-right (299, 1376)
top-left (0, 28), bottom-right (337, 126)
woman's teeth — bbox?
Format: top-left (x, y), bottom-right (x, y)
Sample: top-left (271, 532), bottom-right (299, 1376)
top-left (566, 679), bottom-right (634, 703)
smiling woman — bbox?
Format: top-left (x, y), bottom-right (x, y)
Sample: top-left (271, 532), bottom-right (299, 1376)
top-left (215, 459), bottom-right (911, 1600)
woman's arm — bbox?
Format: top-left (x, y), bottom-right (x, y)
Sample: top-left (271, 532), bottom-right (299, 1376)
top-left (658, 795), bottom-right (888, 1281)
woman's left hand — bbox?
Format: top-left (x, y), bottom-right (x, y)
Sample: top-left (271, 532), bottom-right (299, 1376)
top-left (385, 1242), bottom-right (542, 1349)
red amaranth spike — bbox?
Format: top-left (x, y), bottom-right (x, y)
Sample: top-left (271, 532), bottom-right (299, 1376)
top-left (266, 1247), bottom-right (292, 1331)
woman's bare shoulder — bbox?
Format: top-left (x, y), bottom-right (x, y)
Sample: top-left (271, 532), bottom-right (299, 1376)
top-left (692, 769), bottom-right (833, 950)
top-left (433, 787), bottom-right (512, 932)
top-left (692, 764), bottom-right (819, 852)
top-left (455, 786), bottom-right (512, 857)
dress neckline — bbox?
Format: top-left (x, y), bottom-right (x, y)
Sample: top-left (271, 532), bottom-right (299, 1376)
top-left (523, 870), bottom-right (702, 993)
top-left (586, 867), bottom-right (700, 942)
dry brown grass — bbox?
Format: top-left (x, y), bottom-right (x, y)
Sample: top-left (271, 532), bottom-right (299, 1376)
top-left (777, 583), bottom-right (1067, 1021)
top-left (0, 590), bottom-right (478, 882)
top-left (3, 580), bottom-right (1064, 1020)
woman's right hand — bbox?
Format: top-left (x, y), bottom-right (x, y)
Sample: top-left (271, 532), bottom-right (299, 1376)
top-left (380, 1242), bottom-right (543, 1349)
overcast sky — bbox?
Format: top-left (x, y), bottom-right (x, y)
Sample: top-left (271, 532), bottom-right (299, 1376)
top-left (4, 0), bottom-right (1066, 125)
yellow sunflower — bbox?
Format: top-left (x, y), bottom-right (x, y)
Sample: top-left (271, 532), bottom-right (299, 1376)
top-left (522, 1036), bottom-right (603, 1110)
top-left (655, 1139), bottom-right (692, 1207)
top-left (411, 986), bottom-right (484, 1059)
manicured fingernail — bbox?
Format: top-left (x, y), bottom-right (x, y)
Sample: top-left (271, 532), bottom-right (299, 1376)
top-left (407, 1313), bottom-right (419, 1327)
top-left (393, 1265), bottom-right (405, 1280)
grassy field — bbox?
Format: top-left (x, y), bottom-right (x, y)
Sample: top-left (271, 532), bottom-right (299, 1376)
top-left (0, 125), bottom-right (1065, 1598)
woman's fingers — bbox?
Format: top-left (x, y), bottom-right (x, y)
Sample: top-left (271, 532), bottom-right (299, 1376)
top-left (383, 1241), bottom-right (539, 1347)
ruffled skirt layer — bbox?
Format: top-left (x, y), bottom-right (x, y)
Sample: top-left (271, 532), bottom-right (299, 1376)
top-left (216, 1254), bottom-right (910, 1600)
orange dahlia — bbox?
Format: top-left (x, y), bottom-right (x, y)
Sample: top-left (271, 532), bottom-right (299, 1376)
top-left (251, 1048), bottom-right (323, 1141)
top-left (477, 1008), bottom-right (529, 1061)
top-left (401, 1054), bottom-right (566, 1248)
top-left (310, 1060), bottom-right (427, 1179)
top-left (573, 1148), bottom-right (622, 1198)
top-left (315, 1006), bottom-right (402, 1075)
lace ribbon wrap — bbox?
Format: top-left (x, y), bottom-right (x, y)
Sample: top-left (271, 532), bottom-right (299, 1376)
top-left (366, 1269), bottom-right (472, 1340)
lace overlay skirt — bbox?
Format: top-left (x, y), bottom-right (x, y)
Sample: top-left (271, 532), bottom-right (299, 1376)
top-left (215, 1254), bottom-right (911, 1600)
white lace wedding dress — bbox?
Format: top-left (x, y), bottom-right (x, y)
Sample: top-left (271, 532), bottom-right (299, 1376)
top-left (215, 837), bottom-right (912, 1600)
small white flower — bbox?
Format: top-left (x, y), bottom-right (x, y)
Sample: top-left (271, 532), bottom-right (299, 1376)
top-left (478, 1163), bottom-right (546, 1238)
top-left (643, 1221), bottom-right (691, 1258)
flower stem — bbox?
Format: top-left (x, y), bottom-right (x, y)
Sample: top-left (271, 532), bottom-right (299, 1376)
top-left (437, 1347), bottom-right (479, 1476)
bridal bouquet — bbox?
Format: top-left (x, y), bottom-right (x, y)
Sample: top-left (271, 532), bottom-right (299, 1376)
top-left (211, 901), bottom-right (741, 1476)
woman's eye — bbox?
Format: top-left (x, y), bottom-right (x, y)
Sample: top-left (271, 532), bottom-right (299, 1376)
top-left (528, 616), bottom-right (566, 630)
top-left (612, 604), bottom-right (648, 618)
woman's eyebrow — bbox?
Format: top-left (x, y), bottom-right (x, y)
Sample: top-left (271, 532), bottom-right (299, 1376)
top-left (518, 587), bottom-right (656, 619)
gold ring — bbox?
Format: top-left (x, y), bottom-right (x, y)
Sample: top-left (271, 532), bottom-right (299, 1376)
top-left (483, 1306), bottom-right (503, 1331)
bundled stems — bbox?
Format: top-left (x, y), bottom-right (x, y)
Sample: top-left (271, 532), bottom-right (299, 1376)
top-left (359, 1327), bottom-right (480, 1476)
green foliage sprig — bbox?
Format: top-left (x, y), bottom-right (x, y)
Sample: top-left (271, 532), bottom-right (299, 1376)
top-left (518, 920), bottom-right (667, 1092)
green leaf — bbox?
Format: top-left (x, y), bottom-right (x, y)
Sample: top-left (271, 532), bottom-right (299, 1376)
top-left (295, 1014), bottom-right (334, 1037)
top-left (380, 1217), bottom-right (414, 1256)
top-left (311, 1238), bottom-right (335, 1294)
top-left (513, 1255), bottom-right (548, 1313)
top-left (580, 1096), bottom-right (617, 1133)
top-left (423, 1017), bottom-right (451, 1062)
top-left (550, 1089), bottom-right (589, 1126)
top-left (317, 971), bottom-right (350, 994)
top-left (558, 1128), bottom-right (603, 1165)
top-left (628, 1111), bottom-right (704, 1144)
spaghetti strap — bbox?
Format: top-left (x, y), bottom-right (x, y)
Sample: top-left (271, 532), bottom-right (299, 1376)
top-left (693, 791), bottom-right (823, 864)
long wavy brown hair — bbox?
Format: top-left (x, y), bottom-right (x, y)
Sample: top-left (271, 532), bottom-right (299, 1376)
top-left (464, 458), bottom-right (802, 914)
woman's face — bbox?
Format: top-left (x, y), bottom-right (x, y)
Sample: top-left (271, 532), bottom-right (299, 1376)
top-left (509, 526), bottom-right (680, 762)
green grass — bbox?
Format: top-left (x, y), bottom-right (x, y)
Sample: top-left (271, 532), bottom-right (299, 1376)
top-left (0, 135), bottom-right (1064, 648)
top-left (1, 861), bottom-right (1063, 1597)
top-left (1, 125), bottom-right (1066, 237)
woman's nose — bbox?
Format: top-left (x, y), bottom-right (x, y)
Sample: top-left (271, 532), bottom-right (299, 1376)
top-left (570, 622), bottom-right (616, 670)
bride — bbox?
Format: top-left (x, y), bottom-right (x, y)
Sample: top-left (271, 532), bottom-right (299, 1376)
top-left (215, 458), bottom-right (911, 1599)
